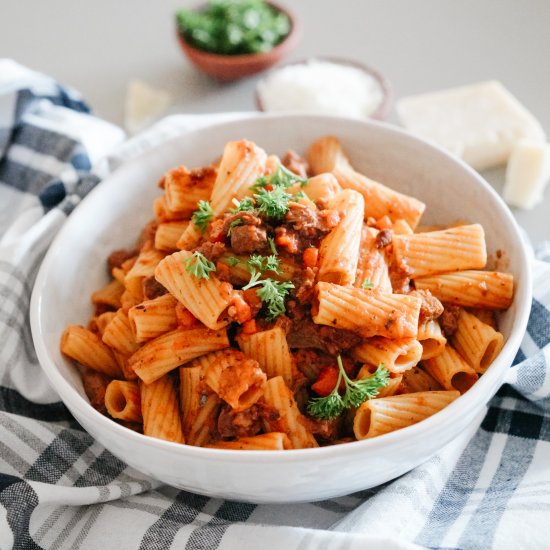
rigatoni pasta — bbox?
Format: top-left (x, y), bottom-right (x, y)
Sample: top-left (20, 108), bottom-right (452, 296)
top-left (61, 135), bottom-right (514, 451)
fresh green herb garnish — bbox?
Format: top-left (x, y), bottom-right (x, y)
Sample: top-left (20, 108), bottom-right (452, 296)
top-left (176, 0), bottom-right (291, 56)
top-left (247, 254), bottom-right (282, 274)
top-left (254, 186), bottom-right (291, 219)
top-left (185, 251), bottom-right (216, 279)
top-left (268, 236), bottom-right (278, 255)
top-left (225, 256), bottom-right (241, 267)
top-left (192, 200), bottom-right (214, 234)
top-left (242, 257), bottom-right (293, 320)
top-left (230, 196), bottom-right (256, 213)
top-left (307, 357), bottom-right (390, 420)
top-left (255, 279), bottom-right (294, 320)
top-left (251, 163), bottom-right (307, 191)
top-left (362, 278), bottom-right (374, 289)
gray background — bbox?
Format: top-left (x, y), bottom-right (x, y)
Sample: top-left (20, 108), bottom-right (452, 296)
top-left (2, 0), bottom-right (549, 242)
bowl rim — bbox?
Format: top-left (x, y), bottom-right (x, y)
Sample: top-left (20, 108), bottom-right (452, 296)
top-left (30, 112), bottom-right (532, 464)
top-left (254, 56), bottom-right (394, 120)
top-left (175, 1), bottom-right (300, 63)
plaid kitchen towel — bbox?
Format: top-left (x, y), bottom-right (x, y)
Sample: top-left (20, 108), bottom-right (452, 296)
top-left (1, 60), bottom-right (549, 550)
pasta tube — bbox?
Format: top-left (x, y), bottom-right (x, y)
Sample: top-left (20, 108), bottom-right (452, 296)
top-left (209, 139), bottom-right (267, 215)
top-left (423, 345), bottom-right (479, 394)
top-left (236, 327), bottom-right (294, 385)
top-left (128, 293), bottom-right (179, 343)
top-left (452, 309), bottom-right (504, 373)
top-left (417, 319), bottom-right (447, 359)
top-left (353, 226), bottom-right (392, 292)
top-left (318, 189), bottom-right (364, 285)
top-left (203, 349), bottom-right (267, 411)
top-left (129, 327), bottom-right (229, 384)
top-left (91, 279), bottom-right (124, 310)
top-left (308, 136), bottom-right (425, 227)
top-left (60, 325), bottom-right (121, 378)
top-left (104, 380), bottom-right (142, 423)
top-left (101, 309), bottom-right (139, 356)
top-left (393, 224), bottom-right (487, 277)
top-left (155, 221), bottom-right (189, 252)
top-left (353, 390), bottom-right (460, 439)
top-left (262, 376), bottom-right (318, 449)
top-left (314, 282), bottom-right (421, 339)
top-left (162, 165), bottom-right (216, 213)
top-left (154, 250), bottom-right (234, 330)
top-left (140, 376), bottom-right (184, 443)
top-left (402, 366), bottom-right (443, 393)
top-left (352, 337), bottom-right (422, 374)
top-left (300, 173), bottom-right (341, 205)
top-left (356, 367), bottom-right (403, 398)
top-left (414, 270), bottom-right (514, 309)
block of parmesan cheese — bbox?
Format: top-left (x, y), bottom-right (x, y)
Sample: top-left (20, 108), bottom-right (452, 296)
top-left (502, 139), bottom-right (550, 209)
top-left (396, 81), bottom-right (546, 171)
top-left (124, 79), bottom-right (171, 135)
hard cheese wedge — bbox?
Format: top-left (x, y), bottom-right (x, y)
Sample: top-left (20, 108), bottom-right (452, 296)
top-left (124, 80), bottom-right (171, 135)
top-left (397, 81), bottom-right (546, 171)
top-left (502, 139), bottom-right (550, 209)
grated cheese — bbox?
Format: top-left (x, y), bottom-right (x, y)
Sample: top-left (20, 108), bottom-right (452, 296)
top-left (257, 59), bottom-right (384, 119)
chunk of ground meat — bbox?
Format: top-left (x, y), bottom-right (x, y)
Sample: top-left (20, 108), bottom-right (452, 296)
top-left (221, 211), bottom-right (262, 235)
top-left (306, 417), bottom-right (342, 443)
top-left (282, 150), bottom-right (309, 178)
top-left (287, 317), bottom-right (361, 355)
top-left (439, 305), bottom-right (462, 337)
top-left (293, 349), bottom-right (334, 381)
top-left (409, 289), bottom-right (444, 324)
top-left (294, 267), bottom-right (317, 304)
top-left (142, 276), bottom-right (168, 300)
top-left (107, 248), bottom-right (138, 272)
top-left (230, 224), bottom-right (268, 254)
top-left (375, 228), bottom-right (393, 248)
top-left (217, 403), bottom-right (279, 439)
top-left (318, 326), bottom-right (363, 355)
top-left (194, 241), bottom-right (227, 262)
top-left (275, 226), bottom-right (301, 254)
top-left (287, 317), bottom-right (325, 350)
top-left (285, 203), bottom-right (340, 236)
top-left (389, 259), bottom-right (412, 294)
top-left (285, 202), bottom-right (320, 232)
top-left (81, 368), bottom-right (110, 415)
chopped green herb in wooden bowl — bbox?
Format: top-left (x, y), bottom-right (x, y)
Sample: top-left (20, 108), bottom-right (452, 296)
top-left (175, 1), bottom-right (299, 81)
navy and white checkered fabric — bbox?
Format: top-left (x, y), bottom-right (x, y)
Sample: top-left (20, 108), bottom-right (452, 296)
top-left (1, 60), bottom-right (550, 550)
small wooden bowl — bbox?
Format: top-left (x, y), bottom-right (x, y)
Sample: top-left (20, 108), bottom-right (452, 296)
top-left (255, 57), bottom-right (393, 120)
top-left (176, 2), bottom-right (300, 82)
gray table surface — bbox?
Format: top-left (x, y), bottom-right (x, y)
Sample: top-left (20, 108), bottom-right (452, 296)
top-left (2, 0), bottom-right (549, 243)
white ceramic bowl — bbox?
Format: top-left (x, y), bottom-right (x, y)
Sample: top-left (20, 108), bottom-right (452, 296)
top-left (31, 113), bottom-right (531, 503)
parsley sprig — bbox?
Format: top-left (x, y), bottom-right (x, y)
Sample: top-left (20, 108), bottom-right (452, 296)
top-left (230, 196), bottom-right (255, 213)
top-left (252, 163), bottom-right (307, 191)
top-left (243, 276), bottom-right (294, 320)
top-left (307, 357), bottom-right (390, 420)
top-left (255, 186), bottom-right (291, 219)
top-left (242, 254), bottom-right (292, 320)
top-left (248, 254), bottom-right (282, 274)
top-left (185, 251), bottom-right (216, 279)
top-left (192, 200), bottom-right (214, 234)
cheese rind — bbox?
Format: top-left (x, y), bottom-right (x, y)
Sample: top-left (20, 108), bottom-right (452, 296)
top-left (502, 139), bottom-right (550, 209)
top-left (396, 81), bottom-right (546, 171)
